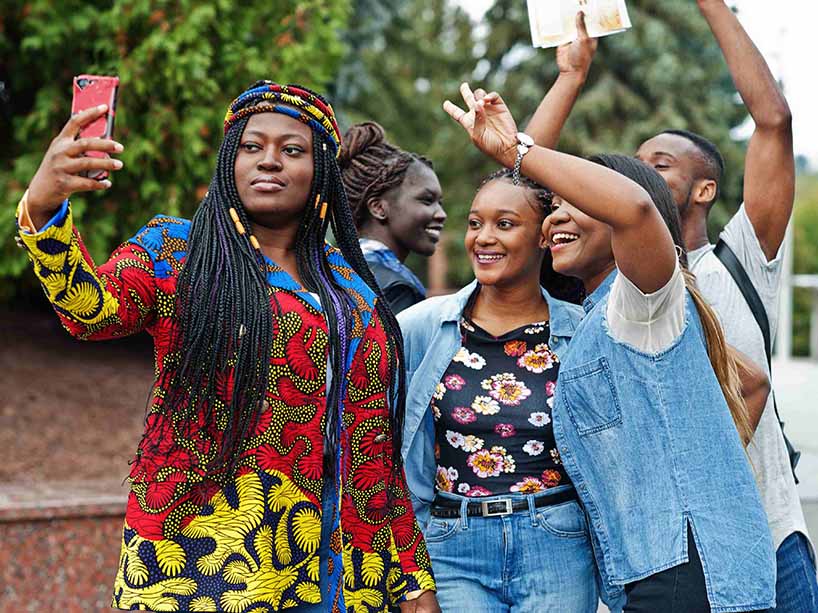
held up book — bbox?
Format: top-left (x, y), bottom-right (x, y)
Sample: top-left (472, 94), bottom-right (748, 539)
top-left (527, 0), bottom-right (632, 48)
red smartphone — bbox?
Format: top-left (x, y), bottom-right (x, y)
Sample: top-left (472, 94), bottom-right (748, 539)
top-left (71, 74), bottom-right (119, 180)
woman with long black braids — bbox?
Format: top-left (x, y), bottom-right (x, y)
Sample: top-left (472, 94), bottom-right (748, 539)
top-left (17, 81), bottom-right (438, 613)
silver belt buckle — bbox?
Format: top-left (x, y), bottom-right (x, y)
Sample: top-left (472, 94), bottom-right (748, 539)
top-left (481, 498), bottom-right (513, 517)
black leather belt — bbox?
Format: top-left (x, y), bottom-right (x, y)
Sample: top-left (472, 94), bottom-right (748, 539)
top-left (431, 487), bottom-right (577, 518)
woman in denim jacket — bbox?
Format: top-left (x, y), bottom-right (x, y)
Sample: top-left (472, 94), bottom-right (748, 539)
top-left (398, 162), bottom-right (596, 610)
top-left (398, 30), bottom-right (605, 612)
top-left (442, 84), bottom-right (775, 612)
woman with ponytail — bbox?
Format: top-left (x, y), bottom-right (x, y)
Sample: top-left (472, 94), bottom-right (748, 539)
top-left (339, 122), bottom-right (446, 313)
top-left (17, 81), bottom-right (438, 613)
top-left (443, 84), bottom-right (775, 612)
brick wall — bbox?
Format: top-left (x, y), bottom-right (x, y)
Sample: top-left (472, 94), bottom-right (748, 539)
top-left (0, 481), bottom-right (127, 612)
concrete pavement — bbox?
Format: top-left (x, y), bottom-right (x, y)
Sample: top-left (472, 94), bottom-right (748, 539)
top-left (772, 357), bottom-right (818, 539)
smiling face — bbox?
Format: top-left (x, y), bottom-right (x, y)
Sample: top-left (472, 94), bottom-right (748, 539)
top-left (543, 195), bottom-right (615, 288)
top-left (635, 133), bottom-right (702, 215)
top-left (233, 110), bottom-right (314, 229)
top-left (465, 179), bottom-right (547, 288)
top-left (382, 161), bottom-right (446, 258)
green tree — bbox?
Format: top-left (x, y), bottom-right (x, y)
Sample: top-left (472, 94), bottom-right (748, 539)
top-left (335, 0), bottom-right (495, 287)
top-left (1, 0), bottom-right (349, 299)
top-left (337, 1), bottom-right (751, 287)
top-left (331, 0), bottom-right (403, 106)
top-left (792, 172), bottom-right (818, 356)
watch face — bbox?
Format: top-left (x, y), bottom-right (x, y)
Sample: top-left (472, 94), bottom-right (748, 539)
top-left (517, 132), bottom-right (534, 146)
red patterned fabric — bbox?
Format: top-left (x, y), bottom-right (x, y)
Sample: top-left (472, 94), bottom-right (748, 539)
top-left (18, 208), bottom-right (434, 612)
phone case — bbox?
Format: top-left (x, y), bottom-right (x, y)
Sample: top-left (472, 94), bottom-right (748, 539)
top-left (71, 75), bottom-right (119, 180)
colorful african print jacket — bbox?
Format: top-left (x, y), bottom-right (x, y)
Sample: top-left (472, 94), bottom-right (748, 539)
top-left (17, 202), bottom-right (435, 613)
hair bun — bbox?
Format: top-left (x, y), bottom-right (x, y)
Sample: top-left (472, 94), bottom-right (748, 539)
top-left (338, 121), bottom-right (387, 169)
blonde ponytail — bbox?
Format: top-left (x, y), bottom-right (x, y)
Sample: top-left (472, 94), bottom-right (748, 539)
top-left (682, 269), bottom-right (754, 446)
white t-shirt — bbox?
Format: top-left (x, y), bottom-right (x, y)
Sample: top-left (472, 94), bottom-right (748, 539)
top-left (607, 262), bottom-right (686, 354)
top-left (687, 204), bottom-right (809, 551)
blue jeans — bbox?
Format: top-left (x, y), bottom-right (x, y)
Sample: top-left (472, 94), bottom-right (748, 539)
top-left (424, 488), bottom-right (598, 612)
top-left (771, 531), bottom-right (818, 613)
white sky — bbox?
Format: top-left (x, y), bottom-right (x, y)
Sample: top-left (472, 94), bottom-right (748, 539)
top-left (455, 0), bottom-right (818, 166)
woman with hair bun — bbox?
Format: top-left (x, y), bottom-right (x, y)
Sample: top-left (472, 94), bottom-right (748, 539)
top-left (339, 122), bottom-right (446, 313)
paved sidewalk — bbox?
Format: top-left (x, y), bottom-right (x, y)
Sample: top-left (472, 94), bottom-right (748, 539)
top-left (772, 358), bottom-right (818, 538)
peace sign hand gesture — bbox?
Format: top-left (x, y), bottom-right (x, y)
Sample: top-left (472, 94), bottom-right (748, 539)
top-left (443, 83), bottom-right (520, 169)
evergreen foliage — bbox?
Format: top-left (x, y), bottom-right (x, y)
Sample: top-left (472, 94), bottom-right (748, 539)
top-left (793, 173), bottom-right (818, 355)
top-left (334, 0), bottom-right (489, 286)
top-left (337, 0), bottom-right (750, 285)
top-left (0, 0), bottom-right (349, 298)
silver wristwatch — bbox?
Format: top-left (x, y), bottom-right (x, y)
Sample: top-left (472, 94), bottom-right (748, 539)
top-left (512, 132), bottom-right (534, 186)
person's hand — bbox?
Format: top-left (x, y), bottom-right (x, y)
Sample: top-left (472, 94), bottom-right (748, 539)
top-left (398, 591), bottom-right (441, 613)
top-left (26, 104), bottom-right (124, 228)
top-left (443, 82), bottom-right (518, 168)
top-left (556, 12), bottom-right (597, 78)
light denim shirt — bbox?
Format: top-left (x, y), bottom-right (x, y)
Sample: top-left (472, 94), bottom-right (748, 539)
top-left (397, 280), bottom-right (583, 528)
top-left (552, 271), bottom-right (775, 611)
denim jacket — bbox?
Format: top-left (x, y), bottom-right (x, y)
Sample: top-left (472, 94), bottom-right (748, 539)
top-left (397, 280), bottom-right (583, 528)
top-left (552, 271), bottom-right (775, 611)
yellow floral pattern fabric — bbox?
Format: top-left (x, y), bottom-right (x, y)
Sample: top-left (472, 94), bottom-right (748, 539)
top-left (18, 206), bottom-right (435, 611)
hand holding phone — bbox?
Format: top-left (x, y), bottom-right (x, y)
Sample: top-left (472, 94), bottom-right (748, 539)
top-left (71, 75), bottom-right (120, 180)
top-left (25, 101), bottom-right (125, 229)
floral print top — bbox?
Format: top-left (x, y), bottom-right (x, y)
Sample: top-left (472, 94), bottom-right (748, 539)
top-left (433, 312), bottom-right (570, 496)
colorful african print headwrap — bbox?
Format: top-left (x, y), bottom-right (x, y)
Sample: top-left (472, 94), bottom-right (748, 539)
top-left (223, 81), bottom-right (342, 157)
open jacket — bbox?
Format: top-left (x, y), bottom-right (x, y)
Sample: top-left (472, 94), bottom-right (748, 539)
top-left (396, 281), bottom-right (584, 527)
top-left (17, 202), bottom-right (434, 613)
top-left (552, 271), bottom-right (774, 611)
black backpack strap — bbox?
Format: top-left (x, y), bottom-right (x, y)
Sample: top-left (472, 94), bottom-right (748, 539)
top-left (713, 239), bottom-right (801, 481)
top-left (714, 241), bottom-right (773, 364)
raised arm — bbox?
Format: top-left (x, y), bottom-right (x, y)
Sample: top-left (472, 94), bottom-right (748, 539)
top-left (17, 106), bottom-right (160, 341)
top-left (525, 12), bottom-right (597, 149)
top-left (444, 84), bottom-right (676, 293)
top-left (697, 0), bottom-right (794, 260)
top-left (23, 105), bottom-right (125, 229)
